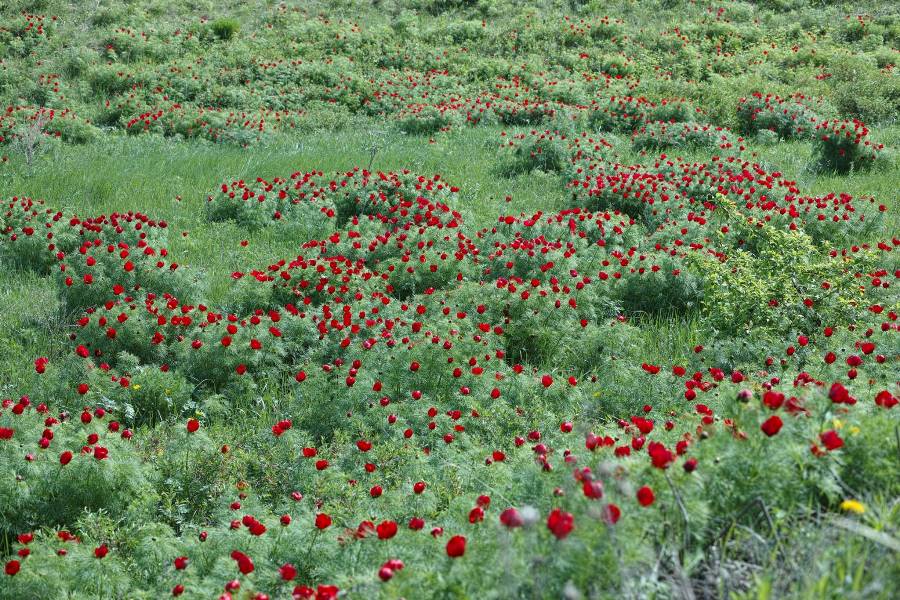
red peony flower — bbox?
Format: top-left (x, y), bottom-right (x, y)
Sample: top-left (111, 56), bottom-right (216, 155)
top-left (760, 415), bottom-right (783, 437)
top-left (446, 535), bottom-right (466, 558)
top-left (279, 563), bottom-right (297, 581)
top-left (819, 430), bottom-right (844, 451)
top-left (500, 507), bottom-right (523, 528)
top-left (376, 520), bottom-right (398, 540)
top-left (546, 508), bottom-right (574, 539)
top-left (315, 513), bottom-right (332, 529)
top-left (636, 486), bottom-right (655, 507)
top-left (230, 550), bottom-right (254, 574)
top-left (603, 503), bottom-right (621, 524)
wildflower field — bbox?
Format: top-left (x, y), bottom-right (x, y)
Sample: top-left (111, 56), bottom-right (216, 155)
top-left (0, 0), bottom-right (898, 598)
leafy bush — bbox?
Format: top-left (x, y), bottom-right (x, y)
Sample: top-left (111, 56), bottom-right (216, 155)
top-left (0, 400), bottom-right (156, 541)
top-left (827, 53), bottom-right (900, 123)
top-left (736, 92), bottom-right (821, 139)
top-left (631, 121), bottom-right (738, 151)
top-left (209, 18), bottom-right (240, 41)
top-left (614, 256), bottom-right (703, 316)
top-left (499, 130), bottom-right (569, 173)
top-left (813, 119), bottom-right (883, 172)
top-left (397, 105), bottom-right (458, 135)
top-left (688, 195), bottom-right (868, 335)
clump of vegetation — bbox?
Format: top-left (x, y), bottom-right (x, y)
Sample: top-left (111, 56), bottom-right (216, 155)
top-left (209, 17), bottom-right (239, 41)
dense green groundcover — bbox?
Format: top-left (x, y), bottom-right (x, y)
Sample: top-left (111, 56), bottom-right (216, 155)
top-left (0, 0), bottom-right (898, 598)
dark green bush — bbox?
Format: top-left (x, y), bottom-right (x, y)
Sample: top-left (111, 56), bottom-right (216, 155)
top-left (209, 18), bottom-right (240, 41)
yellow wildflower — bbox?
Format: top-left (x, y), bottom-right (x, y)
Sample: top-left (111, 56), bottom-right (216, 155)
top-left (839, 499), bottom-right (865, 514)
top-left (132, 384), bottom-right (141, 391)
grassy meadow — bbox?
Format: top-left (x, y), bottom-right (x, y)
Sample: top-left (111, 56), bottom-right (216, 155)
top-left (0, 1), bottom-right (898, 598)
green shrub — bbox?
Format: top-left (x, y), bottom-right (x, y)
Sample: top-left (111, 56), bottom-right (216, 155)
top-left (500, 130), bottom-right (569, 174)
top-left (689, 195), bottom-right (869, 335)
top-left (631, 121), bottom-right (737, 152)
top-left (614, 257), bottom-right (703, 316)
top-left (0, 402), bottom-right (156, 541)
top-left (813, 119), bottom-right (883, 172)
top-left (397, 105), bottom-right (457, 135)
top-left (827, 53), bottom-right (900, 123)
top-left (209, 18), bottom-right (240, 41)
top-left (736, 92), bottom-right (821, 139)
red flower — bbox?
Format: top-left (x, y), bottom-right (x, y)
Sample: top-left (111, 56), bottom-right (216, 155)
top-left (446, 535), bottom-right (466, 557)
top-left (540, 374), bottom-right (553, 388)
top-left (648, 442), bottom-right (674, 469)
top-left (546, 508), bottom-right (574, 539)
top-left (875, 390), bottom-right (898, 409)
top-left (5, 560), bottom-right (20, 576)
top-left (641, 363), bottom-right (660, 375)
top-left (94, 544), bottom-right (109, 559)
top-left (468, 506), bottom-right (484, 523)
top-left (760, 415), bottom-right (783, 437)
top-left (603, 503), bottom-right (621, 524)
top-left (582, 480), bottom-right (604, 500)
top-left (272, 419), bottom-right (293, 436)
top-left (828, 382), bottom-right (856, 405)
top-left (315, 513), bottom-right (332, 529)
top-left (56, 448), bottom-right (72, 465)
top-left (230, 550), bottom-right (254, 574)
top-left (174, 556), bottom-right (188, 570)
top-left (279, 563), bottom-right (297, 581)
top-left (311, 585), bottom-right (339, 600)
top-left (500, 507), bottom-right (523, 528)
top-left (819, 430), bottom-right (844, 451)
top-left (762, 391), bottom-right (785, 409)
top-left (636, 486), bottom-right (655, 507)
top-left (376, 520), bottom-right (398, 540)
top-left (186, 418), bottom-right (199, 433)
